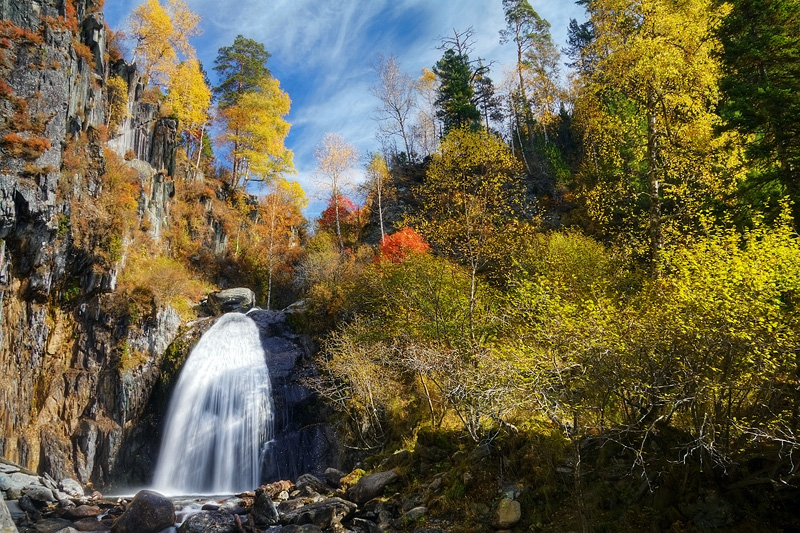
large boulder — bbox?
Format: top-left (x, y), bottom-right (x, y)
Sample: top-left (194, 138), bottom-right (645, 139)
top-left (207, 288), bottom-right (256, 314)
top-left (346, 470), bottom-right (399, 505)
top-left (111, 490), bottom-right (174, 533)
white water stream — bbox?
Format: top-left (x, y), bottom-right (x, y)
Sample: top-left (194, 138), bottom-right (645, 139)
top-left (152, 313), bottom-right (273, 495)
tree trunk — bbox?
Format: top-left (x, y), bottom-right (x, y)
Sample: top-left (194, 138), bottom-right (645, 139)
top-left (647, 90), bottom-right (663, 277)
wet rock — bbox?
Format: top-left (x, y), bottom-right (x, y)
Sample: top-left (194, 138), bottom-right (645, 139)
top-left (18, 495), bottom-right (41, 520)
top-left (26, 518), bottom-right (73, 533)
top-left (346, 470), bottom-right (399, 505)
top-left (177, 511), bottom-right (237, 533)
top-left (252, 486), bottom-right (280, 527)
top-left (62, 505), bottom-right (101, 519)
top-left (280, 525), bottom-right (323, 533)
top-left (324, 468), bottom-right (346, 488)
top-left (207, 288), bottom-right (256, 314)
top-left (296, 474), bottom-right (328, 495)
top-left (349, 517), bottom-right (382, 533)
top-left (110, 490), bottom-right (174, 533)
top-left (23, 485), bottom-right (55, 503)
top-left (281, 498), bottom-right (357, 529)
top-left (72, 516), bottom-right (114, 531)
top-left (0, 472), bottom-right (41, 499)
top-left (0, 493), bottom-right (18, 533)
top-left (493, 498), bottom-right (521, 529)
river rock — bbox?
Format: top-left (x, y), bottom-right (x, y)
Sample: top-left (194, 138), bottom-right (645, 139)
top-left (53, 528), bottom-right (80, 533)
top-left (493, 498), bottom-right (521, 528)
top-left (23, 484), bottom-right (55, 503)
top-left (62, 505), bottom-right (102, 519)
top-left (324, 468), bottom-right (346, 488)
top-left (0, 472), bottom-right (41, 499)
top-left (177, 511), bottom-right (237, 533)
top-left (252, 486), bottom-right (280, 527)
top-left (0, 493), bottom-right (18, 533)
top-left (72, 516), bottom-right (114, 531)
top-left (59, 479), bottom-right (84, 499)
top-left (350, 517), bottom-right (382, 533)
top-left (279, 526), bottom-right (323, 533)
top-left (346, 470), bottom-right (399, 505)
top-left (207, 288), bottom-right (256, 314)
top-left (295, 474), bottom-right (328, 494)
top-left (282, 497), bottom-right (357, 528)
top-left (110, 490), bottom-right (175, 533)
top-left (25, 518), bottom-right (73, 533)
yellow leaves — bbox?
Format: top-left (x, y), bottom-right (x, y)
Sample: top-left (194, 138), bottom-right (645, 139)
top-left (128, 0), bottom-right (201, 87)
top-left (106, 74), bottom-right (129, 131)
top-left (219, 76), bottom-right (295, 187)
top-left (165, 58), bottom-right (211, 134)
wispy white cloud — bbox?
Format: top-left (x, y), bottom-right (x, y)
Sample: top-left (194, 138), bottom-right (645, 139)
top-left (105, 0), bottom-right (587, 218)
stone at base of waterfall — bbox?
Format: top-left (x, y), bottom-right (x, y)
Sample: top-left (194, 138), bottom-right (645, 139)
top-left (0, 472), bottom-right (41, 499)
top-left (207, 288), bottom-right (256, 314)
top-left (252, 486), bottom-right (280, 527)
top-left (178, 510), bottom-right (237, 533)
top-left (280, 525), bottom-right (323, 533)
top-left (295, 474), bottom-right (329, 495)
top-left (346, 470), bottom-right (399, 505)
top-left (0, 493), bottom-right (18, 533)
top-left (110, 490), bottom-right (175, 533)
top-left (62, 505), bottom-right (102, 520)
top-left (493, 498), bottom-right (521, 529)
top-left (58, 479), bottom-right (85, 499)
top-left (324, 468), bottom-right (346, 488)
top-left (24, 518), bottom-right (72, 532)
top-left (281, 497), bottom-right (357, 528)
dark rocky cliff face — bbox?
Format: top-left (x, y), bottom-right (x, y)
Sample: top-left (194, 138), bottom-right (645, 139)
top-left (0, 0), bottom-right (181, 487)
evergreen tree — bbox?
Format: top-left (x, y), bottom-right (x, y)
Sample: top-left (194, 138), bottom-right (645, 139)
top-left (717, 0), bottom-right (800, 226)
top-left (213, 35), bottom-right (271, 107)
top-left (433, 49), bottom-right (481, 133)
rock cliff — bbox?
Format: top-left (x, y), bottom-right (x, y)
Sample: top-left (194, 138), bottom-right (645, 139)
top-left (0, 0), bottom-right (181, 487)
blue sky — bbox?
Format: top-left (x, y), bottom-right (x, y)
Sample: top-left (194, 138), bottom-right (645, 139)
top-left (103, 1), bottom-right (587, 218)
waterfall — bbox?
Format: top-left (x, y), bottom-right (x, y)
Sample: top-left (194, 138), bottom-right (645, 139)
top-left (152, 313), bottom-right (273, 495)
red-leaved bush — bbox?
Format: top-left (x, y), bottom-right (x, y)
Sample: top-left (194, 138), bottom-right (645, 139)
top-left (377, 227), bottom-right (430, 263)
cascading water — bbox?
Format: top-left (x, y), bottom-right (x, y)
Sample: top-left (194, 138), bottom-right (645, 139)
top-left (152, 313), bottom-right (273, 495)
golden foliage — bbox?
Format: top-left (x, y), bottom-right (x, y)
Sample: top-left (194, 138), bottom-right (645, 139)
top-left (106, 74), bottom-right (129, 131)
top-left (164, 58), bottom-right (211, 134)
top-left (128, 0), bottom-right (200, 86)
top-left (218, 76), bottom-right (294, 188)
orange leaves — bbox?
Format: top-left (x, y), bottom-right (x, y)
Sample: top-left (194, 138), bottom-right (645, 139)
top-left (377, 227), bottom-right (430, 263)
top-left (318, 194), bottom-right (358, 231)
top-left (1, 133), bottom-right (51, 160)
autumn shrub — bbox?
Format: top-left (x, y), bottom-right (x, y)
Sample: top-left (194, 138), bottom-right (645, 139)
top-left (1, 133), bottom-right (51, 160)
top-left (0, 21), bottom-right (44, 45)
top-left (106, 75), bottom-right (130, 131)
top-left (71, 148), bottom-right (139, 269)
top-left (376, 227), bottom-right (430, 263)
top-left (118, 248), bottom-right (210, 321)
top-left (295, 232), bottom-right (375, 329)
top-left (504, 217), bottom-right (800, 473)
top-left (0, 79), bottom-right (11, 99)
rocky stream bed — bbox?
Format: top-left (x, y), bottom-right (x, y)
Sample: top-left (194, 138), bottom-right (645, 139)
top-left (0, 456), bottom-right (522, 533)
